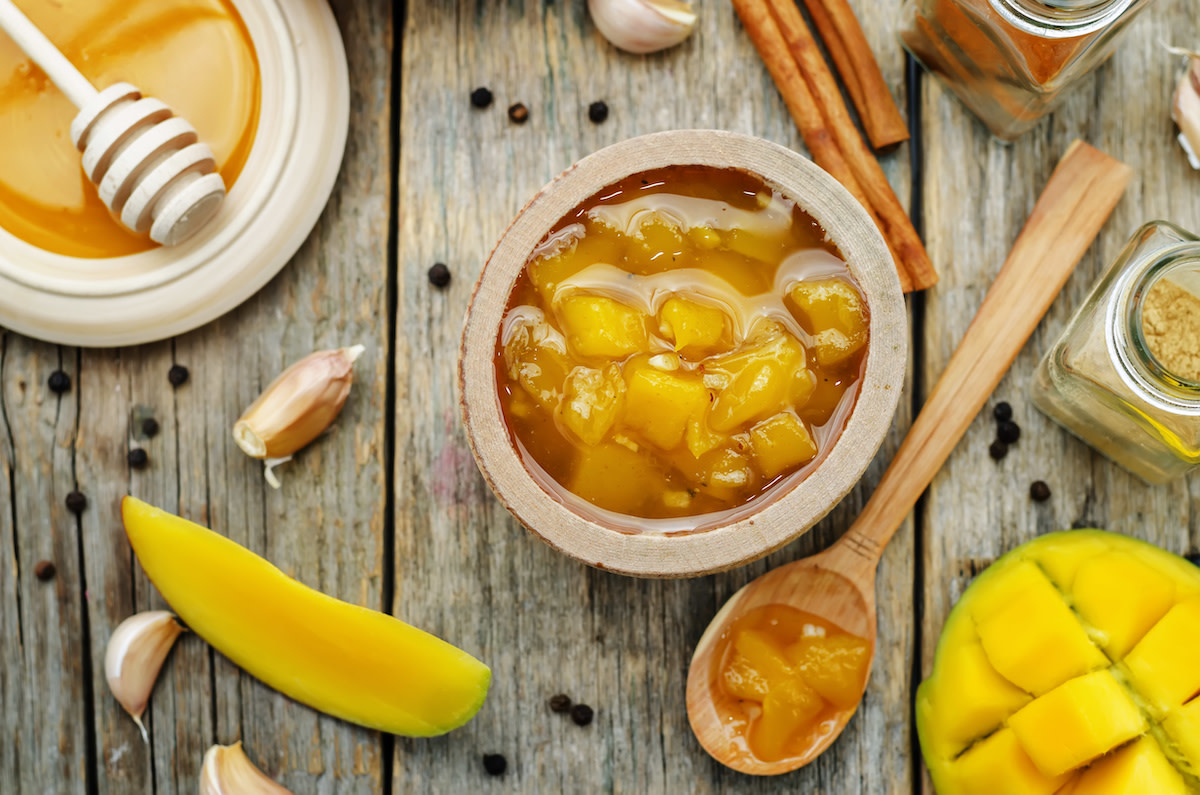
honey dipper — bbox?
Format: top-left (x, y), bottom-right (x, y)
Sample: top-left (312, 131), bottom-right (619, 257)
top-left (0, 0), bottom-right (226, 246)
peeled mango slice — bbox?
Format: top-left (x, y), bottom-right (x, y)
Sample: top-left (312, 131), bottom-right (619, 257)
top-left (917, 529), bottom-right (1200, 794)
top-left (122, 497), bottom-right (491, 737)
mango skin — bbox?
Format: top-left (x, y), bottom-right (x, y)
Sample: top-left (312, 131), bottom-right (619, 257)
top-left (122, 497), bottom-right (491, 737)
top-left (917, 529), bottom-right (1200, 794)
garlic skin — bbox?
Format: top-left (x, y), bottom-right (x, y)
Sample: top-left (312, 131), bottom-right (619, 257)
top-left (588, 0), bottom-right (696, 55)
top-left (200, 742), bottom-right (293, 795)
top-left (233, 345), bottom-right (365, 488)
top-left (1173, 53), bottom-right (1200, 170)
top-left (104, 611), bottom-right (185, 743)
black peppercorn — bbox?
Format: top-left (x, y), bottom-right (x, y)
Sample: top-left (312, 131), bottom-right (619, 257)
top-left (469, 87), bottom-right (494, 109)
top-left (508, 102), bottom-right (529, 124)
top-left (997, 421), bottom-right (1021, 444)
top-left (65, 490), bottom-right (87, 515)
top-left (428, 263), bottom-right (452, 288)
top-left (168, 364), bottom-right (189, 387)
top-left (587, 101), bottom-right (609, 124)
top-left (142, 417), bottom-right (160, 438)
top-left (128, 448), bottom-right (149, 468)
top-left (570, 703), bottom-right (594, 726)
top-left (993, 401), bottom-right (1012, 422)
top-left (548, 694), bottom-right (572, 713)
top-left (988, 440), bottom-right (1008, 461)
top-left (481, 753), bottom-right (507, 776)
top-left (47, 370), bottom-right (71, 394)
top-left (1030, 480), bottom-right (1051, 502)
top-left (34, 560), bottom-right (56, 581)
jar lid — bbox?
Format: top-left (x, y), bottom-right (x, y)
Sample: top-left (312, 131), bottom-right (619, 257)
top-left (0, 0), bottom-right (349, 347)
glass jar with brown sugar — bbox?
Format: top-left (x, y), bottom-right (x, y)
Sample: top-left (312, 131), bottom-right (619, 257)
top-left (900, 0), bottom-right (1154, 141)
top-left (1033, 222), bottom-right (1200, 484)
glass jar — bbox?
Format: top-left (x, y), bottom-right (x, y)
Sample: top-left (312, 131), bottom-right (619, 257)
top-left (1032, 222), bottom-right (1200, 484)
top-left (899, 0), bottom-right (1154, 141)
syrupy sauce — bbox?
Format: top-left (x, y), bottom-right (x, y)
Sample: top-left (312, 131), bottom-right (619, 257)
top-left (0, 0), bottom-right (260, 258)
top-left (494, 165), bottom-right (869, 531)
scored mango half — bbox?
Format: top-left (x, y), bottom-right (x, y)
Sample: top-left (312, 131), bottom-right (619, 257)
top-left (122, 497), bottom-right (491, 737)
top-left (917, 530), bottom-right (1200, 793)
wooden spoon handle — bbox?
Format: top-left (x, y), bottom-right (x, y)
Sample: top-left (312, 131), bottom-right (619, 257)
top-left (829, 141), bottom-right (1133, 578)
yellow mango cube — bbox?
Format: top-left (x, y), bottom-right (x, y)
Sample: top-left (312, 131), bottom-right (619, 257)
top-left (751, 678), bottom-right (824, 762)
top-left (973, 562), bottom-right (1107, 695)
top-left (699, 448), bottom-right (756, 497)
top-left (557, 295), bottom-right (648, 359)
top-left (1074, 737), bottom-right (1190, 794)
top-left (949, 729), bottom-right (1071, 795)
top-left (1030, 533), bottom-right (1111, 591)
top-left (722, 649), bottom-right (771, 702)
top-left (1008, 671), bottom-right (1148, 778)
top-left (659, 296), bottom-right (728, 356)
top-left (567, 443), bottom-right (665, 515)
top-left (685, 411), bottom-right (725, 460)
top-left (784, 634), bottom-right (871, 708)
top-left (708, 331), bottom-right (807, 433)
top-left (1161, 696), bottom-right (1200, 772)
top-left (790, 279), bottom-right (868, 367)
top-left (933, 640), bottom-right (1032, 753)
top-left (558, 364), bottom-right (625, 446)
top-left (1072, 551), bottom-right (1176, 660)
top-left (748, 412), bottom-right (818, 478)
top-left (1123, 598), bottom-right (1200, 713)
top-left (622, 365), bottom-right (710, 450)
top-left (734, 629), bottom-right (794, 683)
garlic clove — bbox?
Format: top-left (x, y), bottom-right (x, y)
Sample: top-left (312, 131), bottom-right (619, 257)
top-left (1172, 53), bottom-right (1200, 170)
top-left (104, 611), bottom-right (186, 743)
top-left (587, 0), bottom-right (696, 55)
top-left (200, 742), bottom-right (293, 794)
top-left (233, 345), bottom-right (365, 487)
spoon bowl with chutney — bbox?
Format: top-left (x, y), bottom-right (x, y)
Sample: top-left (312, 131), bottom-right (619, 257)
top-left (459, 130), bottom-right (907, 578)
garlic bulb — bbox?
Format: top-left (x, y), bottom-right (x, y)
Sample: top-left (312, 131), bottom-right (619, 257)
top-left (588, 0), bottom-right (696, 55)
top-left (104, 611), bottom-right (185, 743)
top-left (1172, 52), bottom-right (1200, 170)
top-left (200, 742), bottom-right (293, 794)
top-left (233, 345), bottom-right (365, 488)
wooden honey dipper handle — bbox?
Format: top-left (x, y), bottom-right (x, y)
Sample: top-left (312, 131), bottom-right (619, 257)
top-left (0, 0), bottom-right (96, 108)
top-left (828, 141), bottom-right (1133, 580)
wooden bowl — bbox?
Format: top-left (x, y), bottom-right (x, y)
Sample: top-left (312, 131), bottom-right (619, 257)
top-left (459, 130), bottom-right (907, 578)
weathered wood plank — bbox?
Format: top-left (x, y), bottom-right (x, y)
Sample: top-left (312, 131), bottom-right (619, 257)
top-left (918, 1), bottom-right (1200, 791)
top-left (395, 1), bottom-right (915, 792)
top-left (0, 338), bottom-right (90, 791)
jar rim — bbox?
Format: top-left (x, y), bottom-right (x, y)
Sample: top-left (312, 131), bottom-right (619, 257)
top-left (990, 0), bottom-right (1140, 38)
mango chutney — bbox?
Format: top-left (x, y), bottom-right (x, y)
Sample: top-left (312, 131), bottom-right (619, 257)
top-left (0, 0), bottom-right (260, 258)
top-left (495, 166), bottom-right (870, 522)
top-left (713, 604), bottom-right (871, 763)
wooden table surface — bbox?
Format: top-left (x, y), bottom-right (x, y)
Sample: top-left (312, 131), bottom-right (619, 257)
top-left (3, 0), bottom-right (1199, 792)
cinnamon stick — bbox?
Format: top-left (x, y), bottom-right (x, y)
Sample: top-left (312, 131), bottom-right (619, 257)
top-left (800, 0), bottom-right (910, 149)
top-left (765, 0), bottom-right (937, 291)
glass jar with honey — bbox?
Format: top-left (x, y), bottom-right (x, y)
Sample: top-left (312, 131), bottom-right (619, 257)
top-left (900, 0), bottom-right (1154, 141)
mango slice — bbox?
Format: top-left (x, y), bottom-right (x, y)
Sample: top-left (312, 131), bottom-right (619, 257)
top-left (556, 295), bottom-right (648, 359)
top-left (1075, 737), bottom-right (1190, 794)
top-left (121, 498), bottom-right (491, 737)
top-left (1008, 670), bottom-right (1147, 777)
top-left (949, 729), bottom-right (1071, 795)
top-left (917, 530), bottom-right (1200, 795)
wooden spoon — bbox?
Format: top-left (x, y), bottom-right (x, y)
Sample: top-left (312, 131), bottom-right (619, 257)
top-left (686, 140), bottom-right (1133, 775)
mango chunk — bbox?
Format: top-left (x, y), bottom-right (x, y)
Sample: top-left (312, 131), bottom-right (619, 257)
top-left (568, 442), bottom-right (665, 515)
top-left (950, 729), bottom-right (1071, 795)
top-left (559, 364), bottom-right (625, 446)
top-left (1008, 671), bottom-right (1148, 777)
top-left (1161, 696), bottom-right (1200, 774)
top-left (659, 297), bottom-right (728, 356)
top-left (1072, 552), bottom-right (1176, 660)
top-left (722, 649), bottom-right (772, 702)
top-left (1075, 737), bottom-right (1190, 795)
top-left (708, 331), bottom-right (806, 432)
top-left (121, 498), bottom-right (490, 737)
top-left (784, 634), bottom-right (870, 709)
top-left (749, 412), bottom-right (818, 479)
top-left (973, 561), bottom-right (1107, 695)
top-left (790, 279), bottom-right (868, 367)
top-left (933, 640), bottom-right (1032, 754)
top-left (751, 678), bottom-right (824, 762)
top-left (503, 313), bottom-right (572, 410)
top-left (1030, 534), bottom-right (1111, 591)
top-left (556, 295), bottom-right (648, 359)
top-left (622, 364), bottom-right (710, 450)
top-left (734, 629), bottom-right (794, 682)
top-left (1123, 598), bottom-right (1200, 713)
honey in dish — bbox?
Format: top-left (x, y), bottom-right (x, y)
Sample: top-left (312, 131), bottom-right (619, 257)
top-left (495, 166), bottom-right (870, 523)
top-left (714, 604), bottom-right (871, 764)
top-left (0, 0), bottom-right (260, 258)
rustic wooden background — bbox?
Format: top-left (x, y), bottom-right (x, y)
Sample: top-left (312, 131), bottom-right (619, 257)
top-left (2, 0), bottom-right (1198, 792)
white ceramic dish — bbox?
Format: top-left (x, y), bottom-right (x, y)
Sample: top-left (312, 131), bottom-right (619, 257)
top-left (0, 0), bottom-right (349, 346)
